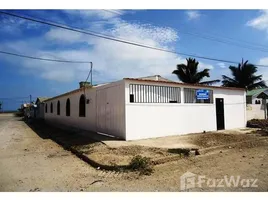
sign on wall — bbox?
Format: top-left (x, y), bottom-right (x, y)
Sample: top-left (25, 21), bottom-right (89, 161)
top-left (196, 89), bottom-right (209, 100)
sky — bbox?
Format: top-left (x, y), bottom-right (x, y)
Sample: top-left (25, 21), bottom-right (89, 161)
top-left (1, 9), bottom-right (268, 110)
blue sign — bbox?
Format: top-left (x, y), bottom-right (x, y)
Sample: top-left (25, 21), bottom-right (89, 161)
top-left (196, 89), bottom-right (209, 100)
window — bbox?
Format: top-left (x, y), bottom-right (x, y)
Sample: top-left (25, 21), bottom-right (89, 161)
top-left (255, 99), bottom-right (261, 104)
top-left (66, 98), bottom-right (70, 116)
top-left (45, 104), bottom-right (47, 113)
top-left (246, 96), bottom-right (252, 104)
top-left (129, 84), bottom-right (181, 103)
top-left (79, 95), bottom-right (86, 117)
top-left (184, 88), bottom-right (213, 104)
top-left (50, 102), bottom-right (53, 113)
top-left (57, 101), bottom-right (60, 115)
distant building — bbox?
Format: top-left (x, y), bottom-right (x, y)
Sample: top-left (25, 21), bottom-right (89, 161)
top-left (35, 97), bottom-right (50, 119)
top-left (246, 88), bottom-right (268, 104)
top-left (43, 75), bottom-right (246, 141)
top-left (246, 88), bottom-right (268, 120)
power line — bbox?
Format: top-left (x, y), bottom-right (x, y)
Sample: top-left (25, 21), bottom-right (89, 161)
top-left (0, 50), bottom-right (92, 64)
top-left (101, 9), bottom-right (268, 53)
top-left (2, 11), bottom-right (268, 68)
top-left (0, 96), bottom-right (37, 101)
top-left (177, 31), bottom-right (268, 53)
top-left (0, 96), bottom-right (30, 100)
top-left (102, 9), bottom-right (123, 15)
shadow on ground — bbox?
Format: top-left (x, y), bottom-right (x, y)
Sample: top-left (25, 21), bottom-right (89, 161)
top-left (24, 119), bottom-right (99, 146)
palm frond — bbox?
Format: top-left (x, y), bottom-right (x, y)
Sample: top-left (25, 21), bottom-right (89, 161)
top-left (199, 79), bottom-right (221, 85)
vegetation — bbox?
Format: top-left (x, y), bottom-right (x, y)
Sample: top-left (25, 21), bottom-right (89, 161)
top-left (172, 58), bottom-right (220, 85)
top-left (247, 119), bottom-right (268, 129)
top-left (222, 60), bottom-right (267, 90)
top-left (129, 155), bottom-right (154, 175)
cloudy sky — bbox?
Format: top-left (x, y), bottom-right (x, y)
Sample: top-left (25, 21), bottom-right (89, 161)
top-left (1, 9), bottom-right (268, 110)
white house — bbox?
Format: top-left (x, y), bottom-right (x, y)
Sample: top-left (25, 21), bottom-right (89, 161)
top-left (35, 97), bottom-right (50, 119)
top-left (43, 75), bottom-right (246, 141)
top-left (246, 88), bottom-right (268, 120)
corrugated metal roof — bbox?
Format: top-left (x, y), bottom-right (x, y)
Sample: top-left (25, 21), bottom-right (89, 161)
top-left (246, 88), bottom-right (268, 97)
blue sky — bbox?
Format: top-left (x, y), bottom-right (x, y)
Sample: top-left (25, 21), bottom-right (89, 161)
top-left (1, 9), bottom-right (268, 110)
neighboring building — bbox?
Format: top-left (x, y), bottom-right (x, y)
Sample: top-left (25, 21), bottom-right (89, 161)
top-left (246, 88), bottom-right (268, 104)
top-left (21, 103), bottom-right (31, 118)
top-left (35, 97), bottom-right (50, 119)
top-left (246, 88), bottom-right (268, 120)
top-left (43, 75), bottom-right (246, 141)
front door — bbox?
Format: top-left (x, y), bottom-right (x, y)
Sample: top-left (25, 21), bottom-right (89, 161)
top-left (216, 98), bottom-right (225, 130)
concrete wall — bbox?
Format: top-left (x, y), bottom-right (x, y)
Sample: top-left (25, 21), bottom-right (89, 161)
top-left (125, 80), bottom-right (246, 140)
top-left (36, 103), bottom-right (45, 119)
top-left (95, 81), bottom-right (126, 138)
top-left (246, 104), bottom-right (266, 120)
top-left (44, 78), bottom-right (246, 141)
top-left (44, 80), bottom-right (126, 138)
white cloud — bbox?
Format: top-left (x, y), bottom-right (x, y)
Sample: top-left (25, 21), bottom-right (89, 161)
top-left (45, 28), bottom-right (85, 43)
top-left (254, 57), bottom-right (268, 81)
top-left (217, 62), bottom-right (227, 69)
top-left (258, 57), bottom-right (268, 65)
top-left (247, 10), bottom-right (268, 32)
top-left (0, 16), bottom-right (41, 35)
top-left (63, 9), bottom-right (124, 20)
top-left (186, 10), bottom-right (201, 20)
top-left (1, 11), bottom-right (216, 84)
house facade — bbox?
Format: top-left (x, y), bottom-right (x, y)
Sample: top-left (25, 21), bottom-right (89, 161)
top-left (35, 97), bottom-right (50, 119)
top-left (43, 75), bottom-right (246, 141)
top-left (246, 88), bottom-right (268, 120)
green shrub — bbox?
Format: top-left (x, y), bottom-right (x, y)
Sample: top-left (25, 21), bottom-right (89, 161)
top-left (247, 119), bottom-right (268, 129)
top-left (129, 155), bottom-right (154, 175)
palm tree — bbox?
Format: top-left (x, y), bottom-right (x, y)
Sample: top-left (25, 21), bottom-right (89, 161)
top-left (172, 58), bottom-right (220, 85)
top-left (222, 59), bottom-right (267, 90)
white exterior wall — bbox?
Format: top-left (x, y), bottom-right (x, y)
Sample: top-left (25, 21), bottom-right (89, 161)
top-left (246, 104), bottom-right (266, 120)
top-left (36, 103), bottom-right (45, 119)
top-left (44, 80), bottom-right (126, 139)
top-left (125, 80), bottom-right (246, 140)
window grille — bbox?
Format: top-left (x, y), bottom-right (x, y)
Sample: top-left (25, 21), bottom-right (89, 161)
top-left (129, 84), bottom-right (181, 103)
top-left (184, 88), bottom-right (213, 104)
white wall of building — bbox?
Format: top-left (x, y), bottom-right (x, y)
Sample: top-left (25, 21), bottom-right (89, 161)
top-left (44, 78), bottom-right (247, 141)
top-left (36, 103), bottom-right (45, 119)
top-left (124, 80), bottom-right (246, 140)
top-left (44, 80), bottom-right (126, 139)
top-left (246, 104), bottom-right (266, 120)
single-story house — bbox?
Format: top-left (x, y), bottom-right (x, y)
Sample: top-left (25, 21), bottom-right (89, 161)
top-left (246, 88), bottom-right (268, 104)
top-left (246, 88), bottom-right (268, 120)
top-left (35, 97), bottom-right (50, 119)
top-left (43, 75), bottom-right (246, 141)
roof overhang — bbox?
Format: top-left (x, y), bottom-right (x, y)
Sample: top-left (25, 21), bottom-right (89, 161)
top-left (257, 92), bottom-right (268, 99)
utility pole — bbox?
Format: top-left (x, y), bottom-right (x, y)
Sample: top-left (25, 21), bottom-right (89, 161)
top-left (30, 95), bottom-right (32, 104)
top-left (90, 62), bottom-right (93, 85)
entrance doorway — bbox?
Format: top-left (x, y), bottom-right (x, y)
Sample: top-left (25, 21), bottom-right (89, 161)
top-left (216, 98), bottom-right (225, 130)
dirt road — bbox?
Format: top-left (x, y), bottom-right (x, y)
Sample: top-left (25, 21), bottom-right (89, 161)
top-left (0, 114), bottom-right (268, 191)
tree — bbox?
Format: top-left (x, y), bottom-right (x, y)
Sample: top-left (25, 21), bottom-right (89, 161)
top-left (172, 58), bottom-right (220, 85)
top-left (222, 59), bottom-right (267, 90)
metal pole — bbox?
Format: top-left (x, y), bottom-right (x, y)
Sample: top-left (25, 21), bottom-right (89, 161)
top-left (30, 95), bottom-right (32, 104)
top-left (90, 62), bottom-right (93, 85)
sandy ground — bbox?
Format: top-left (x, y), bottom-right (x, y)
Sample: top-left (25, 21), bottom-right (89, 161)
top-left (0, 114), bottom-right (268, 192)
